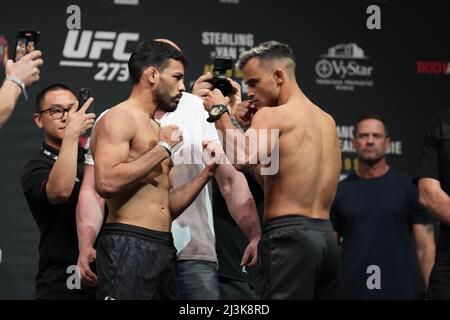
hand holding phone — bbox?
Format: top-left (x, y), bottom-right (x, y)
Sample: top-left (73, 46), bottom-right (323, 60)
top-left (77, 88), bottom-right (95, 142)
top-left (78, 88), bottom-right (93, 112)
top-left (5, 50), bottom-right (43, 89)
top-left (13, 30), bottom-right (40, 62)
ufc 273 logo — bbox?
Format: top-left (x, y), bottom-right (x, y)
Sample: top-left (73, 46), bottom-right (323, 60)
top-left (62, 5), bottom-right (140, 82)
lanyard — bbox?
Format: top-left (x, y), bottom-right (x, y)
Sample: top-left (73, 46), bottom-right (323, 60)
top-left (40, 146), bottom-right (81, 183)
top-left (40, 146), bottom-right (58, 161)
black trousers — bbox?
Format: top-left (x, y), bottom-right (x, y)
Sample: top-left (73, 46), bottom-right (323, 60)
top-left (256, 215), bottom-right (343, 300)
top-left (428, 260), bottom-right (450, 299)
top-left (218, 276), bottom-right (256, 300)
top-left (96, 223), bottom-right (177, 300)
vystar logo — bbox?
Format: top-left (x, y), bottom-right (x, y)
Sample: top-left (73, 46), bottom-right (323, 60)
top-left (315, 43), bottom-right (374, 91)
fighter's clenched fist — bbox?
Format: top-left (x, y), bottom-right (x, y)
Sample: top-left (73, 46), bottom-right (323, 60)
top-left (160, 124), bottom-right (183, 149)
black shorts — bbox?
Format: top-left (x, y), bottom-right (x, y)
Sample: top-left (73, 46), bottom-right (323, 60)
top-left (96, 223), bottom-right (177, 300)
top-left (256, 215), bottom-right (342, 300)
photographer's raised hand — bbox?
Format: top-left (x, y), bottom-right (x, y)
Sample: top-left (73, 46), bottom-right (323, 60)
top-left (192, 72), bottom-right (213, 99)
top-left (64, 98), bottom-right (96, 139)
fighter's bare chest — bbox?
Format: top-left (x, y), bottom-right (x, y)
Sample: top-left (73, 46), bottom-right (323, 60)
top-left (128, 121), bottom-right (161, 159)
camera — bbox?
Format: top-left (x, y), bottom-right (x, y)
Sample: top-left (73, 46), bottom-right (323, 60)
top-left (209, 57), bottom-right (234, 96)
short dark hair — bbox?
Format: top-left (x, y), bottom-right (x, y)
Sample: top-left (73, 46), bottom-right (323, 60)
top-left (238, 41), bottom-right (296, 70)
top-left (128, 40), bottom-right (187, 85)
top-left (36, 83), bottom-right (76, 112)
top-left (353, 112), bottom-right (389, 137)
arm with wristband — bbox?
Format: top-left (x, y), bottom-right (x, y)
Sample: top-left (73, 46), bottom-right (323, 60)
top-left (92, 110), bottom-right (183, 198)
top-left (0, 50), bottom-right (43, 128)
top-left (158, 140), bottom-right (174, 156)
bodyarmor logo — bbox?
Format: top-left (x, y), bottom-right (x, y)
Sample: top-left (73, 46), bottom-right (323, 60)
top-left (315, 43), bottom-right (374, 91)
top-left (59, 30), bottom-right (140, 82)
top-left (417, 60), bottom-right (450, 75)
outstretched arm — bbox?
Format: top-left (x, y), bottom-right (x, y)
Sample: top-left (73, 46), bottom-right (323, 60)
top-left (413, 223), bottom-right (435, 289)
top-left (215, 163), bottom-right (261, 266)
top-left (0, 51), bottom-right (43, 127)
top-left (169, 141), bottom-right (221, 219)
top-left (418, 178), bottom-right (450, 225)
top-left (204, 89), bottom-right (278, 173)
top-left (76, 164), bottom-right (105, 286)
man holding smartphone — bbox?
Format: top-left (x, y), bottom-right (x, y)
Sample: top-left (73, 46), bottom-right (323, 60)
top-left (21, 83), bottom-right (96, 299)
top-left (0, 50), bottom-right (42, 128)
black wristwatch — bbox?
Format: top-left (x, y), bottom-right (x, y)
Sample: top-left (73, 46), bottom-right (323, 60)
top-left (207, 104), bottom-right (229, 123)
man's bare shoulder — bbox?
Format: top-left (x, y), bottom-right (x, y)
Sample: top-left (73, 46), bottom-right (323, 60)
top-left (94, 104), bottom-right (136, 140)
top-left (308, 102), bottom-right (337, 129)
top-left (314, 107), bottom-right (339, 145)
top-left (321, 109), bottom-right (337, 129)
top-left (97, 104), bottom-right (134, 128)
top-left (250, 106), bottom-right (279, 129)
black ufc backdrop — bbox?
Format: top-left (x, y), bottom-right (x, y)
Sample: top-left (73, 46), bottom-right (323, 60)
top-left (0, 0), bottom-right (449, 299)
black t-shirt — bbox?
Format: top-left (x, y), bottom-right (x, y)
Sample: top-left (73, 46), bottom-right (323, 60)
top-left (331, 168), bottom-right (433, 299)
top-left (21, 143), bottom-right (94, 299)
top-left (415, 110), bottom-right (450, 262)
top-left (213, 173), bottom-right (264, 283)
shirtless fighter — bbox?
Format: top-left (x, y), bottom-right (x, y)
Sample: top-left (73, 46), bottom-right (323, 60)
top-left (91, 40), bottom-right (221, 299)
top-left (203, 41), bottom-right (342, 299)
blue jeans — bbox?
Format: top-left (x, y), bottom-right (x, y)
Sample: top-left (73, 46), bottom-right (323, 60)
top-left (176, 260), bottom-right (219, 300)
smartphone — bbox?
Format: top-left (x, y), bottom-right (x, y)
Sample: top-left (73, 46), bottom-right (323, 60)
top-left (78, 88), bottom-right (94, 143)
top-left (78, 88), bottom-right (92, 111)
top-left (13, 30), bottom-right (40, 62)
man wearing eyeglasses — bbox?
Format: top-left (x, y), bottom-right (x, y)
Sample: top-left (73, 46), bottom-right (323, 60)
top-left (20, 83), bottom-right (96, 299)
